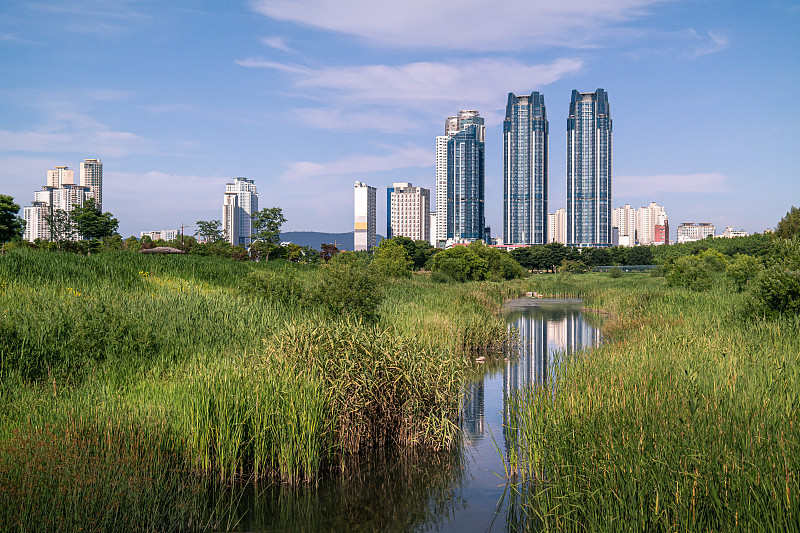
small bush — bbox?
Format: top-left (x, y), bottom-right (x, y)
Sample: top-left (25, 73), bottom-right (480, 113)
top-left (239, 267), bottom-right (303, 306)
top-left (370, 240), bottom-right (412, 278)
top-left (314, 264), bottom-right (385, 323)
top-left (608, 265), bottom-right (623, 278)
top-left (666, 256), bottom-right (713, 291)
top-left (726, 254), bottom-right (763, 292)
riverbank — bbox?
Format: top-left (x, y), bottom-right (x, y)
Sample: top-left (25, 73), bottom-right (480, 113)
top-left (505, 272), bottom-right (800, 531)
top-left (0, 249), bottom-right (526, 531)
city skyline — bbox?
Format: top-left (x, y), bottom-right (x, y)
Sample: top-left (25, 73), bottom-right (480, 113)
top-left (1, 1), bottom-right (798, 238)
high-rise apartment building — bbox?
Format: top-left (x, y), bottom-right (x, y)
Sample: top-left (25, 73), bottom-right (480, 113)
top-left (503, 92), bottom-right (548, 245)
top-left (80, 158), bottom-right (103, 211)
top-left (354, 181), bottom-right (376, 251)
top-left (47, 166), bottom-right (74, 188)
top-left (547, 208), bottom-right (567, 244)
top-left (435, 110), bottom-right (486, 243)
top-left (566, 89), bottom-right (612, 248)
top-left (23, 183), bottom-right (93, 242)
top-left (222, 177), bottom-right (258, 246)
top-left (387, 182), bottom-right (430, 242)
top-left (612, 202), bottom-right (669, 246)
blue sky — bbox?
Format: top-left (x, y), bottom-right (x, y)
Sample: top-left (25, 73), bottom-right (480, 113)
top-left (1, 0), bottom-right (798, 240)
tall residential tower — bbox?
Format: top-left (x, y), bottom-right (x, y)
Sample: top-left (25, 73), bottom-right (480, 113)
top-left (354, 181), bottom-right (376, 251)
top-left (387, 182), bottom-right (430, 242)
top-left (80, 158), bottom-right (103, 211)
top-left (503, 92), bottom-right (548, 245)
top-left (222, 177), bottom-right (258, 246)
top-left (566, 89), bottom-right (612, 248)
top-left (435, 110), bottom-right (486, 244)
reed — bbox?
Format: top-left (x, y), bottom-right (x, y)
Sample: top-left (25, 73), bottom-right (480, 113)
top-left (0, 248), bottom-right (524, 528)
top-left (505, 272), bottom-right (800, 531)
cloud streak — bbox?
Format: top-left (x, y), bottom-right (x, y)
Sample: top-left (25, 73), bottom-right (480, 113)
top-left (251, 0), bottom-right (672, 51)
top-left (616, 172), bottom-right (729, 196)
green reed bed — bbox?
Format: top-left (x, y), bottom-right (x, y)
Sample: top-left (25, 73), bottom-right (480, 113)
top-left (0, 249), bottom-right (522, 530)
top-left (505, 273), bottom-right (800, 531)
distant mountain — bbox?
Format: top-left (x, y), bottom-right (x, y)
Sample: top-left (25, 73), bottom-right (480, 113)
top-left (279, 231), bottom-right (384, 251)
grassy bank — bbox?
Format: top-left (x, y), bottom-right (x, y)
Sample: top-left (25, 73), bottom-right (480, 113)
top-left (505, 272), bottom-right (800, 531)
top-left (0, 248), bottom-right (524, 531)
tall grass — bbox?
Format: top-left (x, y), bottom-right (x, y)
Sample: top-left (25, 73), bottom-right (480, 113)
top-left (505, 272), bottom-right (800, 531)
top-left (0, 248), bottom-right (524, 529)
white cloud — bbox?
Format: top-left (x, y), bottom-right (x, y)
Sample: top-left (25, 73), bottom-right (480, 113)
top-left (238, 57), bottom-right (583, 129)
top-left (693, 30), bottom-right (730, 56)
top-left (251, 0), bottom-right (671, 50)
top-left (280, 144), bottom-right (430, 183)
top-left (616, 172), bottom-right (729, 196)
top-left (260, 35), bottom-right (293, 53)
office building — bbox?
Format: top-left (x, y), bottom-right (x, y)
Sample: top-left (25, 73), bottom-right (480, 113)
top-left (435, 110), bottom-right (486, 244)
top-left (354, 181), bottom-right (376, 251)
top-left (566, 89), bottom-right (612, 248)
top-left (387, 182), bottom-right (430, 242)
top-left (503, 92), bottom-right (548, 245)
top-left (222, 177), bottom-right (258, 246)
top-left (80, 158), bottom-right (103, 211)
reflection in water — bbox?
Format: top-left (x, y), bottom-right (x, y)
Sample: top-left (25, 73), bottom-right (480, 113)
top-left (230, 302), bottom-right (599, 532)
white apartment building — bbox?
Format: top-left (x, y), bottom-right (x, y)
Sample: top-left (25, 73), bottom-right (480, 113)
top-left (354, 181), bottom-right (376, 251)
top-left (429, 212), bottom-right (437, 246)
top-left (676, 222), bottom-right (715, 243)
top-left (22, 182), bottom-right (94, 242)
top-left (80, 158), bottom-right (103, 211)
top-left (222, 177), bottom-right (258, 246)
top-left (387, 182), bottom-right (430, 243)
top-left (612, 202), bottom-right (669, 246)
top-left (47, 166), bottom-right (74, 188)
top-left (140, 229), bottom-right (179, 241)
top-left (717, 226), bottom-right (749, 239)
top-left (547, 208), bottom-right (567, 244)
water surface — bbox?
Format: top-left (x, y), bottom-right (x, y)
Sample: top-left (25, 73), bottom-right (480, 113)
top-left (233, 299), bottom-right (601, 532)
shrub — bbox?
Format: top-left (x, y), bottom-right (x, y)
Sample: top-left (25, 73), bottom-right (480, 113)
top-left (239, 267), bottom-right (303, 306)
top-left (558, 259), bottom-right (588, 274)
top-left (747, 236), bottom-right (800, 316)
top-left (314, 264), bottom-right (384, 323)
top-left (430, 246), bottom-right (488, 282)
top-left (666, 255), bottom-right (713, 291)
top-left (726, 254), bottom-right (763, 292)
top-left (370, 240), bottom-right (412, 278)
top-left (699, 248), bottom-right (728, 272)
top-left (608, 265), bottom-right (623, 278)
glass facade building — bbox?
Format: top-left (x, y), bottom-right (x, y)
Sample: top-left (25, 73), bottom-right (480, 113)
top-left (566, 89), bottom-right (612, 248)
top-left (442, 110), bottom-right (486, 241)
top-left (503, 92), bottom-right (548, 245)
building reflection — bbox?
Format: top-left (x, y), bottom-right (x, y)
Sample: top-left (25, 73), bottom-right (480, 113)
top-left (462, 304), bottom-right (600, 441)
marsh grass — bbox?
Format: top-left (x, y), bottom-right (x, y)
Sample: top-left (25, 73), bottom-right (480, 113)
top-left (505, 273), bottom-right (800, 531)
top-left (0, 248), bottom-right (524, 529)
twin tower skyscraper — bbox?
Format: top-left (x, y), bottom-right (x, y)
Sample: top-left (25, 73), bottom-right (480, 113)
top-left (436, 89), bottom-right (612, 248)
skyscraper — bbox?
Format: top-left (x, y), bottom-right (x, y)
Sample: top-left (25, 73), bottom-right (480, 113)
top-left (435, 110), bottom-right (486, 243)
top-left (222, 177), bottom-right (258, 246)
top-left (80, 158), bottom-right (103, 211)
top-left (387, 182), bottom-right (430, 242)
top-left (503, 92), bottom-right (548, 245)
top-left (566, 89), bottom-right (612, 248)
top-left (354, 181), bottom-right (376, 251)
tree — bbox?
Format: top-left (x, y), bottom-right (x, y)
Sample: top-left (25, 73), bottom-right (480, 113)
top-left (0, 195), bottom-right (23, 253)
top-left (320, 243), bottom-right (340, 262)
top-left (370, 239), bottom-right (413, 278)
top-left (195, 219), bottom-right (224, 243)
top-left (430, 246), bottom-right (489, 282)
top-left (775, 206), bottom-right (800, 240)
top-left (251, 207), bottom-right (287, 261)
top-left (43, 208), bottom-right (74, 250)
top-left (726, 254), bottom-right (763, 292)
top-left (71, 198), bottom-right (119, 243)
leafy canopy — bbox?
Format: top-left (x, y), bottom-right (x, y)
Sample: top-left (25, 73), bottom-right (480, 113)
top-left (0, 195), bottom-right (23, 245)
